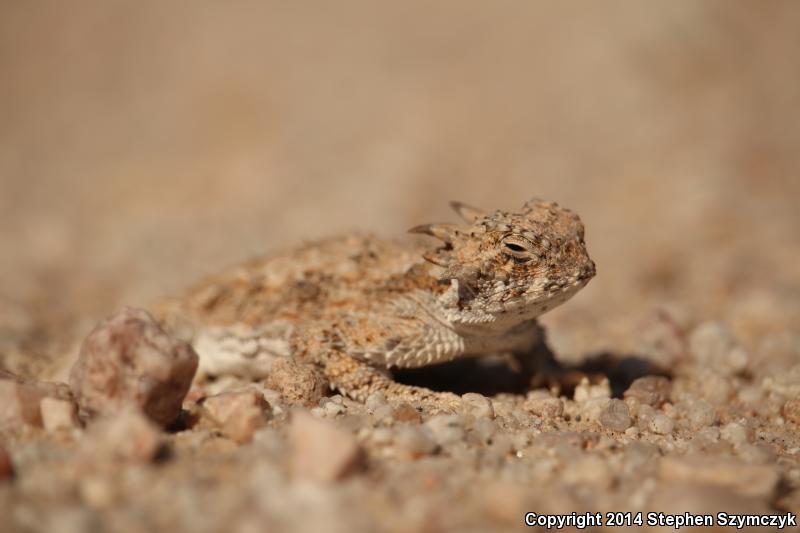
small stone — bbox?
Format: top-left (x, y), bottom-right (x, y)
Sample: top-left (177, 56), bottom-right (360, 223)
top-left (40, 397), bottom-right (80, 432)
top-left (581, 397), bottom-right (611, 423)
top-left (649, 414), bottom-right (675, 435)
top-left (265, 358), bottom-right (326, 407)
top-left (392, 402), bottom-right (422, 424)
top-left (623, 376), bottom-right (671, 407)
top-left (573, 377), bottom-right (611, 403)
top-left (688, 321), bottom-right (749, 375)
top-left (698, 370), bottom-right (733, 404)
top-left (523, 396), bottom-right (564, 419)
top-left (202, 390), bottom-right (271, 444)
top-left (0, 445), bottom-right (13, 480)
top-left (782, 398), bottom-right (800, 425)
top-left (69, 307), bottom-right (198, 427)
top-left (84, 408), bottom-right (164, 462)
top-left (737, 385), bottom-right (763, 406)
top-left (288, 410), bottom-right (364, 483)
top-left (598, 399), bottom-right (631, 432)
top-left (322, 400), bottom-right (346, 417)
top-left (683, 399), bottom-right (717, 429)
top-left (635, 309), bottom-right (688, 369)
top-left (365, 391), bottom-right (387, 413)
top-left (393, 426), bottom-right (437, 458)
top-left (720, 422), bottom-right (749, 445)
top-left (460, 393), bottom-right (494, 419)
top-left (725, 346), bottom-right (749, 374)
top-left (634, 403), bottom-right (657, 429)
top-left (424, 414), bottom-right (465, 446)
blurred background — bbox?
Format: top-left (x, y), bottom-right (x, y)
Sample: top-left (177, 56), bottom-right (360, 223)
top-left (1, 1), bottom-right (798, 376)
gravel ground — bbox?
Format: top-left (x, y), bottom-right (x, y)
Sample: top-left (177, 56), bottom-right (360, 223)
top-left (1, 2), bottom-right (799, 532)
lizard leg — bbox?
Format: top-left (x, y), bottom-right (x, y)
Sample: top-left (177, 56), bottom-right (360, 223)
top-left (322, 351), bottom-right (462, 412)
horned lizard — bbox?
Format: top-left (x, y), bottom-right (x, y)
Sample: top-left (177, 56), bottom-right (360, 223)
top-left (156, 199), bottom-right (595, 410)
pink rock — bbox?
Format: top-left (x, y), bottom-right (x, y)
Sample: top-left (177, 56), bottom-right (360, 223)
top-left (69, 307), bottom-right (198, 427)
top-left (288, 410), bottom-right (364, 483)
top-left (201, 390), bottom-right (271, 444)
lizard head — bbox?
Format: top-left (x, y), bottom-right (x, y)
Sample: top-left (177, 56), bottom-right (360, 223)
top-left (410, 198), bottom-right (595, 325)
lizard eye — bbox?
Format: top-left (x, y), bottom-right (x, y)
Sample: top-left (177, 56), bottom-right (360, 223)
top-left (501, 237), bottom-right (537, 262)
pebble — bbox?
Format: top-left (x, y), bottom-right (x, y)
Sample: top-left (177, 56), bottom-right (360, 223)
top-left (623, 376), bottom-right (671, 407)
top-left (202, 390), bottom-right (272, 444)
top-left (635, 309), bottom-right (688, 368)
top-left (624, 426), bottom-right (640, 438)
top-left (322, 400), bottom-right (347, 417)
top-left (288, 410), bottom-right (364, 483)
top-left (683, 399), bottom-right (717, 429)
top-left (720, 422), bottom-right (749, 445)
top-left (40, 397), bottom-right (80, 432)
top-left (688, 321), bottom-right (749, 375)
top-left (424, 414), bottom-right (466, 447)
top-left (523, 396), bottom-right (564, 419)
top-left (581, 398), bottom-right (611, 424)
top-left (266, 357), bottom-right (326, 407)
top-left (460, 393), bottom-right (494, 419)
top-left (697, 369), bottom-right (733, 404)
top-left (782, 398), bottom-right (800, 425)
top-left (598, 399), bottom-right (631, 432)
top-left (84, 408), bottom-right (164, 462)
top-left (648, 414), bottom-right (675, 435)
top-left (573, 377), bottom-right (611, 403)
top-left (737, 385), bottom-right (763, 406)
top-left (634, 403), bottom-right (656, 429)
top-left (69, 307), bottom-right (198, 427)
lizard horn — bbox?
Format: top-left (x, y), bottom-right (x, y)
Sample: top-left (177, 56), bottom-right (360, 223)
top-left (408, 223), bottom-right (459, 243)
top-left (449, 201), bottom-right (486, 223)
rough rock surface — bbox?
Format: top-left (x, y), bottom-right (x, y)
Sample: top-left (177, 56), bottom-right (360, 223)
top-left (69, 307), bottom-right (198, 427)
